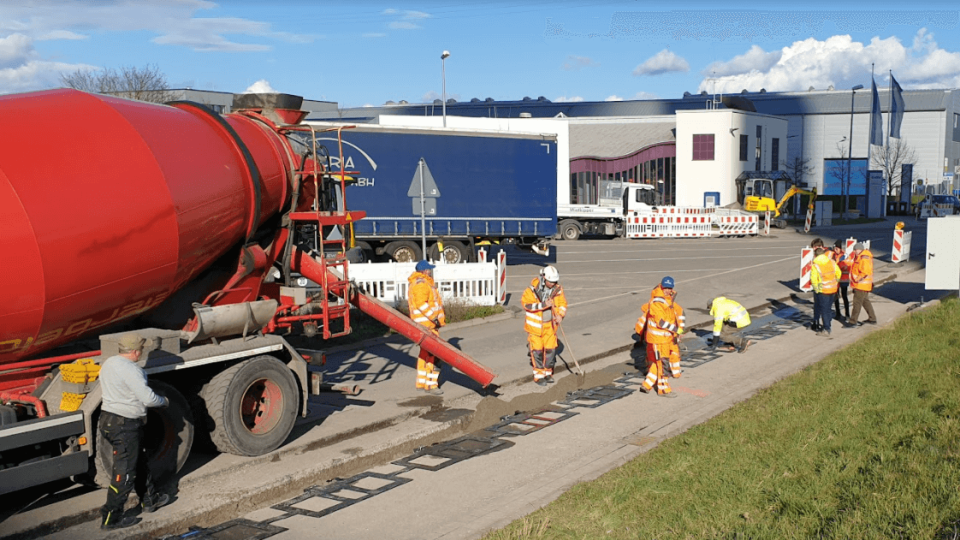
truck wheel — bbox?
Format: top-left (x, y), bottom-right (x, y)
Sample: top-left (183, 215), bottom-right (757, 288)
top-left (429, 241), bottom-right (467, 264)
top-left (386, 241), bottom-right (422, 263)
top-left (200, 356), bottom-right (298, 457)
top-left (560, 220), bottom-right (581, 241)
top-left (93, 381), bottom-right (194, 488)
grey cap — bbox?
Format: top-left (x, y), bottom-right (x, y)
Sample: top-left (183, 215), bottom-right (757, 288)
top-left (117, 332), bottom-right (145, 353)
top-left (853, 242), bottom-right (864, 250)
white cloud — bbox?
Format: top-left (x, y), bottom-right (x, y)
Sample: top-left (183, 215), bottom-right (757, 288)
top-left (383, 9), bottom-right (431, 30)
top-left (633, 49), bottom-right (689, 76)
top-left (422, 90), bottom-right (440, 102)
top-left (0, 34), bottom-right (35, 69)
top-left (703, 45), bottom-right (781, 77)
top-left (243, 79), bottom-right (276, 93)
top-left (554, 95), bottom-right (584, 102)
top-left (606, 91), bottom-right (658, 101)
top-left (701, 30), bottom-right (960, 93)
top-left (0, 1), bottom-right (315, 53)
top-left (561, 55), bottom-right (597, 71)
top-left (0, 33), bottom-right (94, 93)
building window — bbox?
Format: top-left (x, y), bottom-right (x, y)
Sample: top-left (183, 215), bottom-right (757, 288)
top-left (693, 134), bottom-right (715, 161)
top-left (771, 138), bottom-right (779, 171)
top-left (755, 125), bottom-right (762, 171)
top-left (955, 113), bottom-right (959, 128)
top-left (739, 134), bottom-right (748, 161)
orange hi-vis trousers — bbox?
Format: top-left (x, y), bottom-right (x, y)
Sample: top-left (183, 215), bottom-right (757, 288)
top-left (527, 329), bottom-right (558, 381)
top-left (415, 329), bottom-right (440, 390)
top-left (667, 342), bottom-right (682, 378)
top-left (643, 341), bottom-right (674, 395)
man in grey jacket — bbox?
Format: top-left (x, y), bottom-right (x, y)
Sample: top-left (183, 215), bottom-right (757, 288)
top-left (98, 333), bottom-right (170, 530)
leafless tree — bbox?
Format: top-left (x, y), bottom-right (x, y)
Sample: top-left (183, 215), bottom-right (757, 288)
top-left (870, 137), bottom-right (917, 197)
top-left (60, 64), bottom-right (175, 104)
top-left (781, 156), bottom-right (815, 187)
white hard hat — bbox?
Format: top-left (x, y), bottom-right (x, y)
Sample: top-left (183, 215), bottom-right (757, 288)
top-left (541, 265), bottom-right (559, 283)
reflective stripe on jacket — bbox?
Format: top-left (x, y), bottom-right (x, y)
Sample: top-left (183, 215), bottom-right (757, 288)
top-left (832, 249), bottom-right (851, 283)
top-left (710, 296), bottom-right (751, 336)
top-left (408, 271), bottom-right (444, 330)
top-left (641, 297), bottom-right (679, 344)
top-left (811, 254), bottom-right (840, 294)
top-left (521, 277), bottom-right (568, 336)
top-left (850, 250), bottom-right (874, 291)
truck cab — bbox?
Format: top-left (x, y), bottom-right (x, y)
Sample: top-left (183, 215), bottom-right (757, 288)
top-left (557, 181), bottom-right (659, 240)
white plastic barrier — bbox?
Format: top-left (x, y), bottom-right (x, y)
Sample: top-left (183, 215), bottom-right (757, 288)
top-left (625, 212), bottom-right (712, 238)
top-left (350, 252), bottom-right (506, 307)
top-left (800, 247), bottom-right (814, 292)
top-left (713, 214), bottom-right (759, 236)
top-left (892, 229), bottom-right (912, 263)
top-left (920, 203), bottom-right (954, 218)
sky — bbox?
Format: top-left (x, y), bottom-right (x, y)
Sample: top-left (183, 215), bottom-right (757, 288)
top-left (2, 1), bottom-right (960, 108)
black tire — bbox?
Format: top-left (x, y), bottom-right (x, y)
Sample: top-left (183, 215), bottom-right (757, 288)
top-left (429, 240), bottom-right (467, 264)
top-left (200, 356), bottom-right (298, 457)
top-left (94, 381), bottom-right (194, 488)
top-left (385, 241), bottom-right (422, 263)
top-left (560, 220), bottom-right (581, 241)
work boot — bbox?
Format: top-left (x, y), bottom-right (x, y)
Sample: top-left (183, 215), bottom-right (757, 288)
top-left (423, 387), bottom-right (443, 396)
top-left (535, 379), bottom-right (548, 387)
top-left (544, 375), bottom-right (556, 384)
top-left (638, 385), bottom-right (651, 394)
top-left (101, 514), bottom-right (138, 530)
top-left (141, 493), bottom-right (170, 514)
top-left (661, 392), bottom-right (678, 398)
top-left (738, 340), bottom-right (753, 353)
top-left (864, 320), bottom-right (878, 325)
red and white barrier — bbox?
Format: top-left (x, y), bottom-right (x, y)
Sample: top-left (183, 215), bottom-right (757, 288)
top-left (800, 247), bottom-right (814, 292)
top-left (649, 206), bottom-right (711, 215)
top-left (891, 229), bottom-right (912, 263)
top-left (713, 214), bottom-right (759, 237)
top-left (764, 211), bottom-right (771, 236)
top-left (804, 206), bottom-right (813, 233)
top-left (625, 212), bottom-right (712, 238)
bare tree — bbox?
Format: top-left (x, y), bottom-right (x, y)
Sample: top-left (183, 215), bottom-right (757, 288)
top-left (870, 137), bottom-right (917, 197)
top-left (60, 64), bottom-right (175, 104)
top-left (781, 156), bottom-right (815, 187)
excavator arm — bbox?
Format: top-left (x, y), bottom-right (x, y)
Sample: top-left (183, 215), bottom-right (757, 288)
top-left (773, 186), bottom-right (817, 218)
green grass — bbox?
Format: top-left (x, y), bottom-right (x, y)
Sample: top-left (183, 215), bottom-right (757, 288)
top-left (486, 298), bottom-right (960, 540)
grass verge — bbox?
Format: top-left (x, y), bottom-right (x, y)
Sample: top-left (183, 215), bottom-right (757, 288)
top-left (486, 298), bottom-right (960, 539)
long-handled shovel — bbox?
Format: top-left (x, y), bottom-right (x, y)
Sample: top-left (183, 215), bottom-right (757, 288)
top-left (557, 320), bottom-right (583, 376)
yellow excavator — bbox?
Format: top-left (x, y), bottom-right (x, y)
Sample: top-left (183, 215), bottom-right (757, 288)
top-left (739, 177), bottom-right (817, 229)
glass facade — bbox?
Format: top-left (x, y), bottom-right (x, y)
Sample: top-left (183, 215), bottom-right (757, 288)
top-left (570, 142), bottom-right (676, 206)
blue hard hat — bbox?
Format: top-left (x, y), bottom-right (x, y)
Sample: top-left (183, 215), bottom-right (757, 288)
top-left (661, 276), bottom-right (675, 289)
top-left (415, 260), bottom-right (436, 272)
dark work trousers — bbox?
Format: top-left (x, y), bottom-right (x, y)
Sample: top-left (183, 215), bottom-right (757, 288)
top-left (100, 411), bottom-right (155, 523)
top-left (834, 284), bottom-right (850, 320)
top-left (718, 321), bottom-right (746, 349)
top-left (850, 289), bottom-right (876, 323)
top-left (815, 292), bottom-right (835, 333)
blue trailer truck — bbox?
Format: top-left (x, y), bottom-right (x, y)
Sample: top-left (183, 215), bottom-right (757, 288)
top-left (305, 123), bottom-right (557, 263)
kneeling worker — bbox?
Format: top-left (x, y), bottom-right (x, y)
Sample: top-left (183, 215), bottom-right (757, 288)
top-left (408, 260), bottom-right (446, 395)
top-left (99, 333), bottom-right (171, 530)
top-left (522, 265), bottom-right (567, 385)
top-left (707, 297), bottom-right (753, 353)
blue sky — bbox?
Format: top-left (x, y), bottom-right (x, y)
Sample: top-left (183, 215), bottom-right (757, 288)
top-left (2, 1), bottom-right (959, 108)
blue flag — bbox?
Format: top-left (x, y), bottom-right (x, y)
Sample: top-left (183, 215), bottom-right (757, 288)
top-left (889, 74), bottom-right (904, 139)
top-left (869, 77), bottom-right (883, 146)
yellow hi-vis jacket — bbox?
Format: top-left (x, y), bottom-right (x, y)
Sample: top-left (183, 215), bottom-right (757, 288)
top-left (811, 253), bottom-right (841, 294)
top-left (408, 271), bottom-right (445, 330)
top-left (710, 297), bottom-right (751, 337)
top-left (521, 277), bottom-right (567, 336)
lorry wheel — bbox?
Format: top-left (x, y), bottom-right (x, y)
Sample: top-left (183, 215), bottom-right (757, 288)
top-left (560, 221), bottom-right (581, 241)
top-left (200, 356), bottom-right (298, 457)
top-left (386, 241), bottom-right (422, 263)
top-left (430, 241), bottom-right (467, 264)
top-left (93, 381), bottom-right (194, 488)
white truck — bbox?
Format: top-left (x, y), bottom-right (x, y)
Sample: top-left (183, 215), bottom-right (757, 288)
top-left (557, 181), bottom-right (659, 240)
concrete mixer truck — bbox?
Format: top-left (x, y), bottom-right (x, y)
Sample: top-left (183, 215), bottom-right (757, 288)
top-left (0, 89), bottom-right (496, 495)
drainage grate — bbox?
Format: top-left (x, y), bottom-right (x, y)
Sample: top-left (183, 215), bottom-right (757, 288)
top-left (484, 409), bottom-right (580, 437)
top-left (159, 519), bottom-right (286, 540)
top-left (272, 471), bottom-right (412, 519)
top-left (392, 435), bottom-right (514, 471)
top-left (558, 385), bottom-right (634, 408)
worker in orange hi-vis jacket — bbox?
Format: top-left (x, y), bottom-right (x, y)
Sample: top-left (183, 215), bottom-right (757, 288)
top-left (636, 277), bottom-right (681, 398)
top-left (847, 242), bottom-right (878, 327)
top-left (408, 260), bottom-right (446, 395)
top-left (521, 265), bottom-right (567, 386)
top-left (645, 276), bottom-right (684, 378)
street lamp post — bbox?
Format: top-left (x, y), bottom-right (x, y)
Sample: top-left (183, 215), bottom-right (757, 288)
top-left (845, 84), bottom-right (864, 221)
top-left (441, 50), bottom-right (450, 127)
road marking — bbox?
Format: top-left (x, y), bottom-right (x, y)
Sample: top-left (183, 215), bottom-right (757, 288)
top-left (566, 255), bottom-right (795, 307)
